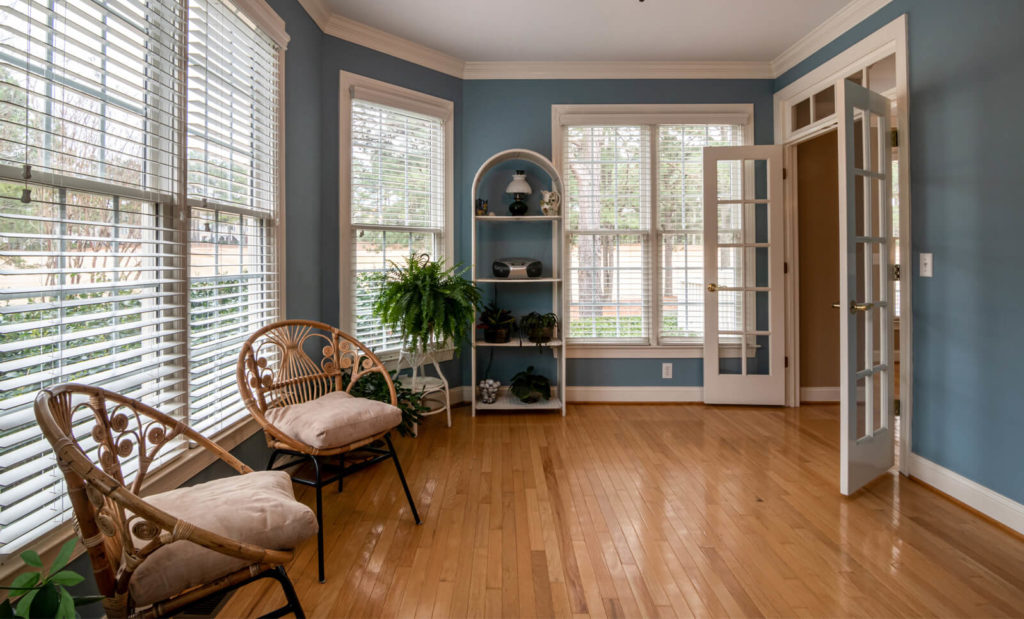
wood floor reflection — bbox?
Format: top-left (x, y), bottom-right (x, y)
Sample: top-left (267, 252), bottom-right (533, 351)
top-left (218, 403), bottom-right (1024, 618)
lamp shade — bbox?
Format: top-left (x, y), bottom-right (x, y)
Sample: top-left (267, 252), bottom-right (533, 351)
top-left (505, 170), bottom-right (532, 195)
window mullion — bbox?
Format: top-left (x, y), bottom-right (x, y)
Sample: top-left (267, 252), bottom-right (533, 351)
top-left (649, 124), bottom-right (661, 347)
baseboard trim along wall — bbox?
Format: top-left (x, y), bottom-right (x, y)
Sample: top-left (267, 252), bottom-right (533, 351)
top-left (452, 385), bottom-right (703, 404)
top-left (800, 386), bottom-right (840, 402)
top-left (908, 453), bottom-right (1024, 536)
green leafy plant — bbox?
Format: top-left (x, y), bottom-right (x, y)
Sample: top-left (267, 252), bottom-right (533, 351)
top-left (509, 366), bottom-right (551, 404)
top-left (345, 369), bottom-right (428, 437)
top-left (477, 301), bottom-right (516, 344)
top-left (1, 539), bottom-right (103, 619)
top-left (519, 312), bottom-right (558, 350)
top-left (372, 254), bottom-right (481, 353)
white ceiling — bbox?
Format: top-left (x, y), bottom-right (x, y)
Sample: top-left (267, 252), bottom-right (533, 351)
top-left (323, 0), bottom-right (854, 63)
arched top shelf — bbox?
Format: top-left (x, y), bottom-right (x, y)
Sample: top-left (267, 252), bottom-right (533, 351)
top-left (471, 149), bottom-right (564, 200)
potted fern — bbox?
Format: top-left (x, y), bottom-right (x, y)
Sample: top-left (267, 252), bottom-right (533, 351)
top-left (372, 254), bottom-right (481, 353)
top-left (519, 311), bottom-right (558, 349)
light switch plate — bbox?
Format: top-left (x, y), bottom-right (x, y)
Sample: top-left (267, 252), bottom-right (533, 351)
top-left (920, 252), bottom-right (933, 277)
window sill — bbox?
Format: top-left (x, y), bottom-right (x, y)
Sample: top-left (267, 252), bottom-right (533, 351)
top-left (0, 416), bottom-right (262, 581)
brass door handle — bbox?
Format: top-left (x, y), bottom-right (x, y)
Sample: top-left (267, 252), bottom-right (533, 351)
top-left (832, 303), bottom-right (841, 309)
top-left (707, 283), bottom-right (719, 293)
top-left (833, 301), bottom-right (870, 313)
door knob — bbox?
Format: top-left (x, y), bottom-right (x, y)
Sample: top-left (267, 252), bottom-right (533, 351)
top-left (707, 283), bottom-right (720, 292)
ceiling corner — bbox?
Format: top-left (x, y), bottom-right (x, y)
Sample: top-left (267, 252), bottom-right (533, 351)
top-left (771, 0), bottom-right (894, 77)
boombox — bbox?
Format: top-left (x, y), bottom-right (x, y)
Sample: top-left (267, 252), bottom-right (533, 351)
top-left (492, 258), bottom-right (542, 279)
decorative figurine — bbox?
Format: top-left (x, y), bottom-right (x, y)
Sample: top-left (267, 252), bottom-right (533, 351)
top-left (475, 198), bottom-right (489, 216)
top-left (540, 189), bottom-right (560, 216)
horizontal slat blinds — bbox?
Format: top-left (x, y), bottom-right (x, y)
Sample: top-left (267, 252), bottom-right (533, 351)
top-left (186, 0), bottom-right (280, 435)
top-left (350, 99), bottom-right (445, 351)
top-left (565, 125), bottom-right (651, 343)
top-left (0, 180), bottom-right (187, 551)
top-left (658, 124), bottom-right (744, 340)
top-left (0, 0), bottom-right (183, 198)
top-left (186, 0), bottom-right (278, 214)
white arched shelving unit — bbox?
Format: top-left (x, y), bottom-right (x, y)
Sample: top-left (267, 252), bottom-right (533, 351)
top-left (471, 149), bottom-right (566, 416)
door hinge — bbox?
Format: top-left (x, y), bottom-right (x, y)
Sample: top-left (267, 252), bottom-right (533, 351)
top-left (784, 261), bottom-right (789, 274)
top-left (892, 264), bottom-right (901, 281)
top-left (782, 167), bottom-right (788, 180)
top-left (784, 356), bottom-right (789, 368)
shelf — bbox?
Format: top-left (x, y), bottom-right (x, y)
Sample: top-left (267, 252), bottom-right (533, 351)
top-left (475, 389), bottom-right (563, 411)
top-left (475, 215), bottom-right (560, 221)
top-left (476, 277), bottom-right (561, 283)
top-left (476, 336), bottom-right (563, 348)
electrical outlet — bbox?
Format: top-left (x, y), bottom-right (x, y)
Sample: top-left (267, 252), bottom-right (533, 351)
top-left (662, 362), bottom-right (672, 379)
top-left (920, 252), bottom-right (933, 277)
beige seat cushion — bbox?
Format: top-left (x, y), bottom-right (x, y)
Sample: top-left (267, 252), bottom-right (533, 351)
top-left (130, 470), bottom-right (317, 606)
top-left (265, 390), bottom-right (401, 449)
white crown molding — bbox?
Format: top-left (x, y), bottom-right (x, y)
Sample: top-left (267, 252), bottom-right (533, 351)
top-left (771, 0), bottom-right (893, 77)
top-left (463, 60), bottom-right (774, 80)
top-left (323, 13), bottom-right (465, 78)
top-left (292, 0), bottom-right (890, 80)
top-left (235, 0), bottom-right (290, 48)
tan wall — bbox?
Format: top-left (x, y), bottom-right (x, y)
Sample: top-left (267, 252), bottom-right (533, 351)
top-left (797, 131), bottom-right (840, 389)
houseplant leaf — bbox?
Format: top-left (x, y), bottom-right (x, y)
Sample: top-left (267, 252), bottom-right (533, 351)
top-left (7, 572), bottom-right (39, 598)
top-left (49, 571), bottom-right (84, 587)
top-left (18, 551), bottom-right (42, 569)
top-left (49, 539), bottom-right (77, 576)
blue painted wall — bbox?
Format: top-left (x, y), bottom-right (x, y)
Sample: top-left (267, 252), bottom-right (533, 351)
top-left (462, 79), bottom-right (775, 386)
top-left (777, 1), bottom-right (1024, 503)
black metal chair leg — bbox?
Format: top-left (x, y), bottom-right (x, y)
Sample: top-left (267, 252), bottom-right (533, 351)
top-left (266, 449), bottom-right (281, 472)
top-left (257, 566), bottom-right (306, 619)
top-left (384, 434), bottom-right (421, 525)
top-left (310, 456), bottom-right (326, 583)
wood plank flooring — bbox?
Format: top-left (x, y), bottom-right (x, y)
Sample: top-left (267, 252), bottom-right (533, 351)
top-left (217, 403), bottom-right (1024, 617)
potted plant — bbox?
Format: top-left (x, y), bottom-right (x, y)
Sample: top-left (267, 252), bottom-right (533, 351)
top-left (372, 254), bottom-right (481, 353)
top-left (1, 539), bottom-right (103, 618)
top-left (478, 301), bottom-right (516, 343)
top-left (519, 311), bottom-right (558, 349)
top-left (510, 366), bottom-right (551, 403)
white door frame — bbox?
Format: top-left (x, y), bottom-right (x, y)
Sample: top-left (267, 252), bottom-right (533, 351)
top-left (775, 14), bottom-right (912, 476)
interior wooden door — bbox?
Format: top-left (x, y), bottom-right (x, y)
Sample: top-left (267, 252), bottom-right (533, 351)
top-left (702, 145), bottom-right (785, 405)
top-left (836, 79), bottom-right (896, 495)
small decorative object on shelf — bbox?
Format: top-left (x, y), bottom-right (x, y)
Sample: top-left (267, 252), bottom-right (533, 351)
top-left (492, 257), bottom-right (542, 279)
top-left (520, 311), bottom-right (558, 349)
top-left (540, 189), bottom-right (560, 216)
top-left (505, 169), bottom-right (531, 215)
top-left (475, 198), bottom-right (489, 216)
top-left (510, 366), bottom-right (551, 403)
top-left (478, 300), bottom-right (516, 343)
top-left (478, 378), bottom-right (501, 404)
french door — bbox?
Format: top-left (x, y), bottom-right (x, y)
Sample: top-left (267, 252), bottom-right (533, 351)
top-left (837, 79), bottom-right (896, 495)
top-left (702, 145), bottom-right (785, 405)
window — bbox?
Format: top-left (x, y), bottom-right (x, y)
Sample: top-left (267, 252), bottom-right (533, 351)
top-left (0, 0), bottom-right (284, 552)
top-left (340, 73), bottom-right (453, 352)
top-left (555, 105), bottom-right (751, 348)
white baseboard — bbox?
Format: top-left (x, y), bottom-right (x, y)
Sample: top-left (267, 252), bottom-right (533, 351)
top-left (801, 386), bottom-right (840, 402)
top-left (908, 453), bottom-right (1024, 536)
top-left (565, 385), bottom-right (703, 402)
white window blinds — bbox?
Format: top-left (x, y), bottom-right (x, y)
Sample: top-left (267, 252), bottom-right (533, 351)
top-left (563, 120), bottom-right (745, 344)
top-left (187, 0), bottom-right (280, 435)
top-left (0, 0), bottom-right (186, 551)
top-left (350, 98), bottom-right (445, 351)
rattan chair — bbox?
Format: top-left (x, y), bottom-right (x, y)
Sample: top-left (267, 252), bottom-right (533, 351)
top-left (34, 384), bottom-right (316, 619)
top-left (236, 319), bottom-right (421, 583)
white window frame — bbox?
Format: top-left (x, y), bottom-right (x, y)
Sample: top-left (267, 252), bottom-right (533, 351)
top-left (0, 0), bottom-right (287, 570)
top-left (338, 72), bottom-right (454, 354)
top-left (552, 104), bottom-right (753, 358)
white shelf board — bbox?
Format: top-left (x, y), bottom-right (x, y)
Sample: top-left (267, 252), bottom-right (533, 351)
top-left (475, 390), bottom-right (563, 411)
top-left (476, 336), bottom-right (563, 348)
top-left (475, 215), bottom-right (560, 221)
top-left (476, 277), bottom-right (561, 283)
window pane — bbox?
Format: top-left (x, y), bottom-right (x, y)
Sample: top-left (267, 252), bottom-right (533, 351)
top-left (567, 232), bottom-right (648, 341)
top-left (349, 98), bottom-right (446, 351)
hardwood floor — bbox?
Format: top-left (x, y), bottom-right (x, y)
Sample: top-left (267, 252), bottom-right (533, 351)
top-left (218, 403), bottom-right (1024, 617)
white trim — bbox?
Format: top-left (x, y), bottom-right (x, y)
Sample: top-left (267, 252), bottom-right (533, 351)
top-left (463, 61), bottom-right (773, 81)
top-left (566, 386), bottom-right (703, 403)
top-left (338, 71), bottom-right (455, 333)
top-left (293, 0), bottom-right (330, 28)
top-left (771, 0), bottom-right (893, 77)
top-left (323, 14), bottom-right (464, 78)
top-left (800, 386), bottom-right (840, 402)
top-left (233, 0), bottom-right (290, 49)
top-left (908, 454), bottom-right (1024, 537)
